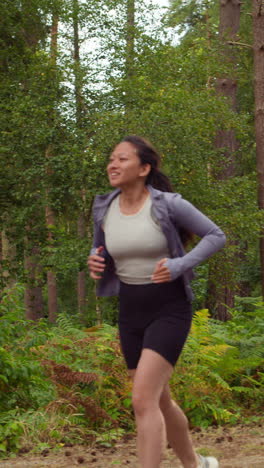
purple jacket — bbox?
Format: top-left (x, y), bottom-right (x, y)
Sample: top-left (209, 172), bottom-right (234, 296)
top-left (91, 185), bottom-right (226, 301)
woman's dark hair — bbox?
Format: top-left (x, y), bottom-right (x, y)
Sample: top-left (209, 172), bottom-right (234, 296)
top-left (122, 135), bottom-right (193, 246)
top-left (122, 135), bottom-right (173, 192)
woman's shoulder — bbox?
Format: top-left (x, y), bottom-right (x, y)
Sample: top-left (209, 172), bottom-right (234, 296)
top-left (92, 189), bottom-right (120, 223)
top-left (93, 189), bottom-right (120, 207)
top-left (148, 185), bottom-right (196, 222)
top-left (148, 185), bottom-right (183, 204)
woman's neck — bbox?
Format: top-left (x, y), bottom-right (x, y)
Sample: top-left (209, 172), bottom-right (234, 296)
top-left (119, 185), bottom-right (149, 214)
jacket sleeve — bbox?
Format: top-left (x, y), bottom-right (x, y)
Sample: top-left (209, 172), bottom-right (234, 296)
top-left (89, 196), bottom-right (106, 256)
top-left (165, 195), bottom-right (226, 280)
top-left (89, 220), bottom-right (102, 255)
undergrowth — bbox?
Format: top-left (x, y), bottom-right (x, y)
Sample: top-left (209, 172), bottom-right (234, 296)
top-left (0, 285), bottom-right (263, 457)
top-left (171, 305), bottom-right (264, 427)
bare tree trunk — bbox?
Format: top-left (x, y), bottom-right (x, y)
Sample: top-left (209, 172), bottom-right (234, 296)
top-left (207, 0), bottom-right (241, 320)
top-left (77, 209), bottom-right (87, 317)
top-left (95, 289), bottom-right (102, 325)
top-left (253, 0), bottom-right (264, 297)
top-left (24, 228), bottom-right (44, 319)
top-left (216, 0), bottom-right (241, 173)
top-left (126, 0), bottom-right (135, 79)
top-left (24, 242), bottom-right (44, 320)
top-left (73, 0), bottom-right (84, 127)
top-left (124, 0), bottom-right (135, 116)
top-left (1, 230), bottom-right (16, 289)
top-left (24, 214), bottom-right (44, 318)
top-left (45, 146), bottom-right (58, 323)
top-left (50, 14), bottom-right (59, 62)
top-left (0, 234), bottom-right (2, 293)
top-left (45, 15), bottom-right (59, 323)
top-left (73, 0), bottom-right (87, 319)
top-left (216, 0), bottom-right (241, 178)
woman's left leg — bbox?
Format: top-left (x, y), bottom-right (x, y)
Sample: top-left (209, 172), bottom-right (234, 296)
top-left (131, 348), bottom-right (173, 468)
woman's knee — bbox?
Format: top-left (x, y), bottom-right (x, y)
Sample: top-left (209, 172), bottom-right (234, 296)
top-left (160, 393), bottom-right (189, 428)
top-left (132, 391), bottom-right (152, 416)
top-left (131, 350), bottom-right (173, 416)
top-left (132, 385), bottom-right (160, 416)
top-left (159, 386), bottom-right (174, 412)
top-left (159, 391), bottom-right (179, 416)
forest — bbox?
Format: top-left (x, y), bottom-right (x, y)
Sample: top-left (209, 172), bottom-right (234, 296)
top-left (0, 0), bottom-right (264, 462)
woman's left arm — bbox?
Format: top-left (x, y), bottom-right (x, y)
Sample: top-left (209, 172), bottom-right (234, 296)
top-left (152, 195), bottom-right (226, 283)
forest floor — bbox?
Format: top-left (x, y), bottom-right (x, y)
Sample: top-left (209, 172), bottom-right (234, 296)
top-left (0, 423), bottom-right (263, 468)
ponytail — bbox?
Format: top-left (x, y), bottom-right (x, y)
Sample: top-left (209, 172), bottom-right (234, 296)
top-left (146, 167), bottom-right (173, 193)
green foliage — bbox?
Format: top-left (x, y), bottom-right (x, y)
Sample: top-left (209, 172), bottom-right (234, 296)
top-left (211, 298), bottom-right (264, 414)
top-left (212, 296), bottom-right (264, 369)
top-left (171, 308), bottom-right (264, 427)
top-left (0, 0), bottom-right (260, 316)
top-left (167, 0), bottom-right (218, 35)
top-left (0, 286), bottom-right (131, 456)
top-left (171, 309), bottom-right (237, 426)
top-left (0, 287), bottom-right (263, 457)
top-left (0, 287), bottom-right (56, 454)
top-left (0, 414), bottom-right (24, 455)
top-left (0, 0), bottom-right (263, 452)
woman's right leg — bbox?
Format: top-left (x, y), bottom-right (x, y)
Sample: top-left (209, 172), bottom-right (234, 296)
top-left (128, 371), bottom-right (199, 468)
top-left (130, 349), bottom-right (174, 468)
top-left (159, 383), bottom-right (199, 468)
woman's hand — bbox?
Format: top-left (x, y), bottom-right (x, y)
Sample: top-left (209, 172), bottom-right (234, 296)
top-left (87, 246), bottom-right (106, 280)
top-left (151, 258), bottom-right (171, 283)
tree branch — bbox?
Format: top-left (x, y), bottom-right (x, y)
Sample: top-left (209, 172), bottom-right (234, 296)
top-left (227, 40), bottom-right (252, 48)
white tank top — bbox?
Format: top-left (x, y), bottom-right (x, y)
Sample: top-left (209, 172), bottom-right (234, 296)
top-left (103, 195), bottom-right (170, 284)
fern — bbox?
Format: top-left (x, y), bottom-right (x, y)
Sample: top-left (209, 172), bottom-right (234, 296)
top-left (170, 308), bottom-right (264, 426)
top-left (42, 359), bottom-right (99, 386)
top-left (56, 314), bottom-right (87, 339)
top-left (1, 287), bottom-right (263, 454)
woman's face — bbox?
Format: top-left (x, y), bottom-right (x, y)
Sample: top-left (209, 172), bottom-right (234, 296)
top-left (107, 142), bottom-right (150, 188)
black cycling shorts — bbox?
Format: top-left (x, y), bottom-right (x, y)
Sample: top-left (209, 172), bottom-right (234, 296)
top-left (118, 278), bottom-right (192, 369)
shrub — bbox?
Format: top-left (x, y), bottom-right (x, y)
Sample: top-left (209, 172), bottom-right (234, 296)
top-left (0, 286), bottom-right (263, 455)
top-left (170, 307), bottom-right (264, 427)
top-left (0, 286), bottom-right (132, 455)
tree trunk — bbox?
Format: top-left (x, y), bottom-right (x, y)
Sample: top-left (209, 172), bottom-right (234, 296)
top-left (0, 234), bottom-right (2, 292)
top-left (45, 200), bottom-right (58, 323)
top-left (24, 243), bottom-right (44, 320)
top-left (95, 288), bottom-right (102, 325)
top-left (45, 15), bottom-right (59, 323)
top-left (253, 0), bottom-right (264, 297)
top-left (124, 0), bottom-right (135, 115)
top-left (216, 0), bottom-right (241, 176)
top-left (73, 0), bottom-right (87, 319)
top-left (1, 230), bottom-right (16, 291)
top-left (50, 14), bottom-right (58, 63)
top-left (73, 0), bottom-right (85, 127)
top-left (207, 0), bottom-right (241, 320)
top-left (216, 0), bottom-right (241, 178)
top-left (219, 0), bottom-right (241, 37)
top-left (24, 217), bottom-right (44, 319)
top-left (126, 0), bottom-right (135, 79)
top-left (77, 213), bottom-right (87, 317)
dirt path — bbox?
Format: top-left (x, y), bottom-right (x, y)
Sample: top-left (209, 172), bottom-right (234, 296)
top-left (0, 424), bottom-right (263, 468)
